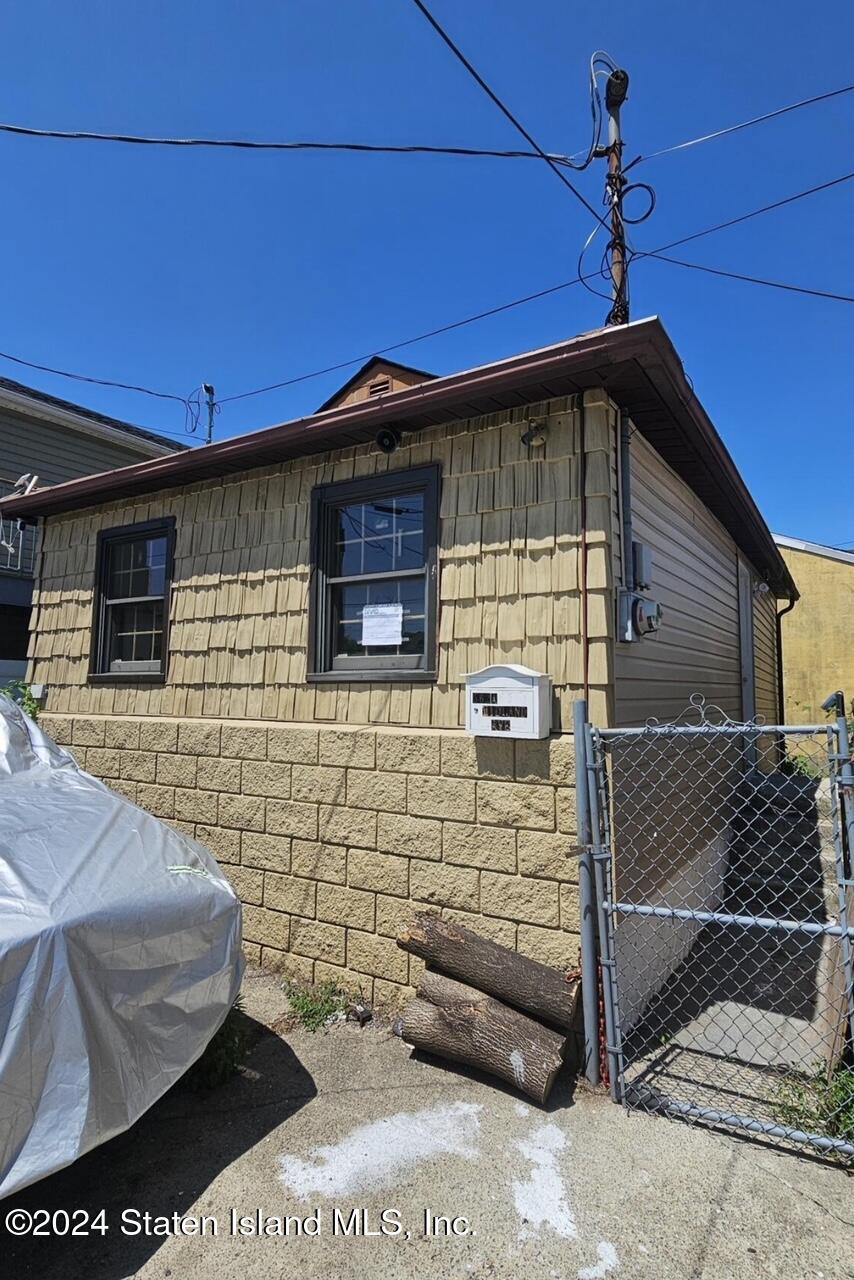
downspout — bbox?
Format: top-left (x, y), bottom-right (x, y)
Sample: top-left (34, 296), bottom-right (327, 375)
top-left (619, 411), bottom-right (634, 592)
top-left (579, 395), bottom-right (590, 702)
top-left (775, 592), bottom-right (796, 721)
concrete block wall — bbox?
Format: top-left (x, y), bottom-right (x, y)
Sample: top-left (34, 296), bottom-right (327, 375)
top-left (40, 714), bottom-right (580, 1006)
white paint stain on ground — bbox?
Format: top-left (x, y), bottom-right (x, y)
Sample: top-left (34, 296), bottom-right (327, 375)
top-left (578, 1241), bottom-right (619, 1278)
top-left (514, 1102), bottom-right (530, 1117)
top-left (279, 1100), bottom-right (482, 1200)
top-left (512, 1123), bottom-right (577, 1240)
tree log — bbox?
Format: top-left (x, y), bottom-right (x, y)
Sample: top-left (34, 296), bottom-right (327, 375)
top-left (397, 912), bottom-right (579, 1030)
top-left (401, 971), bottom-right (567, 1104)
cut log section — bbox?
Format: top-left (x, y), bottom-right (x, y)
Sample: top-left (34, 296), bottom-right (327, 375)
top-left (398, 912), bottom-right (579, 1030)
top-left (402, 971), bottom-right (567, 1104)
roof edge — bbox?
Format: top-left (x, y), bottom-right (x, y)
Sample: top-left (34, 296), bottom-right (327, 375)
top-left (0, 317), bottom-right (794, 595)
top-left (0, 380), bottom-right (187, 456)
top-left (774, 533), bottom-right (854, 566)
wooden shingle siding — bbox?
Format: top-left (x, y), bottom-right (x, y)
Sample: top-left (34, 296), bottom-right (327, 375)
top-left (30, 391), bottom-right (615, 729)
top-left (615, 430), bottom-right (742, 727)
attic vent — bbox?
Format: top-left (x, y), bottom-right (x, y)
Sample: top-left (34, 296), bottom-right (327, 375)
top-left (368, 378), bottom-right (391, 397)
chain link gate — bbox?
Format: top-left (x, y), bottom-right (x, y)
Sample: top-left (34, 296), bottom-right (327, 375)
top-left (584, 698), bottom-right (854, 1160)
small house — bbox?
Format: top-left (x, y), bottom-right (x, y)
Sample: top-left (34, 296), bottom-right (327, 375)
top-left (0, 318), bottom-right (796, 1002)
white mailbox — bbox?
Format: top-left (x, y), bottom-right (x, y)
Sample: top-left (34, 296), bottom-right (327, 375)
top-left (465, 664), bottom-right (552, 740)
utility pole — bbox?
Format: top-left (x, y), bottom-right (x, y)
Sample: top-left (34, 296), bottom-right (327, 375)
top-left (603, 67), bottom-right (630, 326)
top-left (202, 383), bottom-right (216, 446)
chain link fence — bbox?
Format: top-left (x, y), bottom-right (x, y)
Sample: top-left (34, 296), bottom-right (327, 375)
top-left (589, 704), bottom-right (854, 1161)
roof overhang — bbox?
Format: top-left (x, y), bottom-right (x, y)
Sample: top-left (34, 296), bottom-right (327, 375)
top-left (0, 318), bottom-right (795, 596)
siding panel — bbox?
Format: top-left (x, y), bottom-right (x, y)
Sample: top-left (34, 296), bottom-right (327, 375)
top-left (753, 584), bottom-right (779, 725)
top-left (615, 432), bottom-right (742, 727)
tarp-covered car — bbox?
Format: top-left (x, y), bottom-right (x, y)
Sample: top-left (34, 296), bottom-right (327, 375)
top-left (0, 695), bottom-right (243, 1198)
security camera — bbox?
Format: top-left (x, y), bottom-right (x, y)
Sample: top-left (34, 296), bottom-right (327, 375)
top-left (821, 691), bottom-right (843, 715)
top-left (521, 421), bottom-right (547, 448)
top-left (375, 426), bottom-right (402, 455)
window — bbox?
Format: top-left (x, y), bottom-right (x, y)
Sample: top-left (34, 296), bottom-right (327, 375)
top-left (90, 519), bottom-right (175, 681)
top-left (309, 465), bottom-right (439, 681)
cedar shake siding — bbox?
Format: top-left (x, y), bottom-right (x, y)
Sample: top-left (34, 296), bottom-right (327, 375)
top-left (28, 390), bottom-right (616, 729)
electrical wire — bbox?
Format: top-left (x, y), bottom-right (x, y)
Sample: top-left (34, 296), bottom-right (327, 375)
top-left (222, 168), bottom-right (854, 405)
top-left (0, 349), bottom-right (204, 442)
top-left (2, 171), bottom-right (852, 418)
top-left (409, 0), bottom-right (611, 234)
top-left (4, 80), bottom-right (850, 174)
top-left (0, 347), bottom-right (188, 405)
top-left (626, 82), bottom-right (854, 170)
top-left (0, 121), bottom-right (586, 166)
top-left (218, 273), bottom-right (595, 404)
top-left (645, 253), bottom-right (854, 304)
top-left (633, 170), bottom-right (854, 259)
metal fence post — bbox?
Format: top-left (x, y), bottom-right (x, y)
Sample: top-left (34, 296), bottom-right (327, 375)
top-left (833, 704), bottom-right (854, 1054)
top-left (835, 702), bottom-right (854, 870)
top-left (574, 698), bottom-right (600, 1087)
top-left (584, 723), bottom-right (623, 1101)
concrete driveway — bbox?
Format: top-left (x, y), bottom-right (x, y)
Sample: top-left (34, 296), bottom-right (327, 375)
top-left (3, 969), bottom-right (851, 1280)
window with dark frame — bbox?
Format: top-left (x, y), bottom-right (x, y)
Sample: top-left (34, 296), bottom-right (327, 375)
top-left (309, 465), bottom-right (439, 681)
top-left (91, 519), bottom-right (175, 681)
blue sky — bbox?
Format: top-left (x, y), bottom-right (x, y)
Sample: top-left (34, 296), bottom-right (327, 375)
top-left (1, 1), bottom-right (852, 544)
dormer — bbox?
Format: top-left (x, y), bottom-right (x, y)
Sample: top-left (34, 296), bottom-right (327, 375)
top-left (317, 357), bottom-right (435, 412)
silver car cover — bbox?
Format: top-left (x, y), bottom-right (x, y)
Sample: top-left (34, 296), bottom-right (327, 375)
top-left (0, 695), bottom-right (243, 1198)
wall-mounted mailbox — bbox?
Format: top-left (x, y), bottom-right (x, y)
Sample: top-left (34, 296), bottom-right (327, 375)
top-left (465, 664), bottom-right (552, 740)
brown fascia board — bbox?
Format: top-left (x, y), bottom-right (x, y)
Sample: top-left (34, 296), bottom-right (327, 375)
top-left (0, 322), bottom-right (638, 516)
top-left (0, 318), bottom-right (795, 596)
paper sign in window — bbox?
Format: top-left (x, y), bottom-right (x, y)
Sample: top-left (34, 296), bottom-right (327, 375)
top-left (360, 603), bottom-right (403, 646)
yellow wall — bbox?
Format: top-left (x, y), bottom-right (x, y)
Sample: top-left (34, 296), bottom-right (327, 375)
top-left (28, 390), bottom-right (616, 730)
top-left (778, 544), bottom-right (854, 721)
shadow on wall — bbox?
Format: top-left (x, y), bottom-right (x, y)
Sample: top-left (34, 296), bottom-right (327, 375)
top-left (2, 1015), bottom-right (317, 1280)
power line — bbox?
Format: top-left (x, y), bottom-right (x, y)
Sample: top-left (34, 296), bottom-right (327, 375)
top-left (0, 120), bottom-right (583, 165)
top-left (3, 170), bottom-right (852, 418)
top-left (218, 274), bottom-right (591, 404)
top-left (3, 80), bottom-right (850, 175)
top-left (408, 0), bottom-right (611, 234)
top-left (0, 349), bottom-right (202, 442)
top-left (627, 83), bottom-right (854, 169)
top-left (0, 347), bottom-right (188, 405)
top-left (639, 170), bottom-right (854, 258)
top-left (221, 168), bottom-right (854, 405)
top-left (646, 253), bottom-right (854, 304)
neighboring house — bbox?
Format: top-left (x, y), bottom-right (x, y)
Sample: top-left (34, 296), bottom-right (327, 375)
top-left (774, 533), bottom-right (854, 721)
top-left (0, 317), bottom-right (795, 1002)
top-left (0, 376), bottom-right (186, 681)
